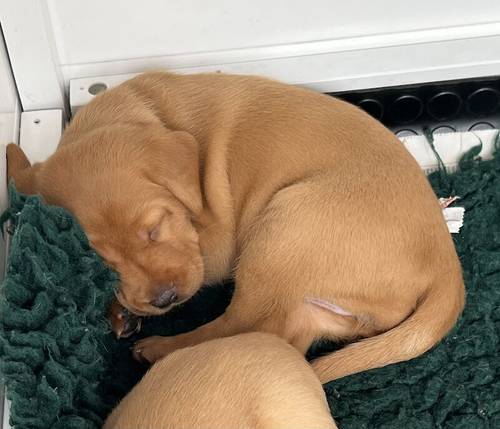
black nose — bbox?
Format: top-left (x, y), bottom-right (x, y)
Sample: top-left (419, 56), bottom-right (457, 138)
top-left (150, 285), bottom-right (178, 308)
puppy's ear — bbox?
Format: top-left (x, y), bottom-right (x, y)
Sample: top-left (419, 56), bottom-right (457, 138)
top-left (6, 143), bottom-right (39, 194)
top-left (148, 131), bottom-right (203, 215)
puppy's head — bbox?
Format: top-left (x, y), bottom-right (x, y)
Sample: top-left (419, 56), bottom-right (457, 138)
top-left (7, 123), bottom-right (205, 316)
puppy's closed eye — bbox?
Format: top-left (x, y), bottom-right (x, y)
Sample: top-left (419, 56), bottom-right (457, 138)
top-left (139, 209), bottom-right (171, 243)
top-left (148, 224), bottom-right (161, 242)
top-left (139, 222), bottom-right (164, 243)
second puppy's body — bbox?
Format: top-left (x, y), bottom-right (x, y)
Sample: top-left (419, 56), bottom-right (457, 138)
top-left (104, 333), bottom-right (337, 429)
top-left (7, 71), bottom-right (464, 382)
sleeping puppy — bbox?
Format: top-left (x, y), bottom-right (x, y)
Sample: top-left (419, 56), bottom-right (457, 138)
top-left (103, 333), bottom-right (338, 429)
top-left (6, 70), bottom-right (464, 382)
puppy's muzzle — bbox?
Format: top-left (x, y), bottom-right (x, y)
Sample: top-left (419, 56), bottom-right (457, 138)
top-left (150, 284), bottom-right (178, 309)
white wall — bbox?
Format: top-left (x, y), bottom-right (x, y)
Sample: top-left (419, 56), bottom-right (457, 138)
top-left (0, 33), bottom-right (20, 143)
top-left (0, 32), bottom-right (20, 275)
top-left (47, 0), bottom-right (500, 66)
top-left (2, 0), bottom-right (500, 110)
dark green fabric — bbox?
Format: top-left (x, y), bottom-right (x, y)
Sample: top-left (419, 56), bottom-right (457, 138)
top-left (324, 145), bottom-right (500, 428)
top-left (0, 186), bottom-right (232, 429)
top-left (1, 144), bottom-right (499, 428)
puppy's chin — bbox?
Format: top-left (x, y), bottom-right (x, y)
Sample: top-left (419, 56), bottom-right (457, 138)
top-left (140, 300), bottom-right (183, 317)
top-left (143, 298), bottom-right (191, 316)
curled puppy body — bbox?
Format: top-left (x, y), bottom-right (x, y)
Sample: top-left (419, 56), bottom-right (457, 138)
top-left (7, 71), bottom-right (464, 382)
top-left (104, 333), bottom-right (337, 429)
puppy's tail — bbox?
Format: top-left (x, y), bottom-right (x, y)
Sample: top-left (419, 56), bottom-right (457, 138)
top-left (312, 270), bottom-right (465, 383)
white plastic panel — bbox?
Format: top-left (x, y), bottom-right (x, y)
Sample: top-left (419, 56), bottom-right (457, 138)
top-left (2, 0), bottom-right (500, 110)
top-left (19, 110), bottom-right (63, 164)
top-left (1, 400), bottom-right (9, 429)
top-left (0, 39), bottom-right (18, 116)
top-left (0, 0), bottom-right (66, 112)
top-left (0, 29), bottom-right (20, 145)
top-left (69, 28), bottom-right (500, 112)
top-left (47, 0), bottom-right (500, 65)
top-left (0, 113), bottom-right (20, 147)
top-left (58, 20), bottom-right (500, 94)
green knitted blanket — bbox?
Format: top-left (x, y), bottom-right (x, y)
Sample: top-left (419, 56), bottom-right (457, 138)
top-left (1, 147), bottom-right (499, 428)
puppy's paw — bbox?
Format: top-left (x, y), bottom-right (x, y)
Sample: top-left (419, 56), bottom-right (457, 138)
top-left (109, 299), bottom-right (142, 338)
top-left (133, 336), bottom-right (175, 364)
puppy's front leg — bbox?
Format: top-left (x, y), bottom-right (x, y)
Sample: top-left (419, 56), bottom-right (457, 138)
top-left (133, 196), bottom-right (315, 364)
top-left (133, 312), bottom-right (234, 363)
top-left (132, 290), bottom-right (262, 363)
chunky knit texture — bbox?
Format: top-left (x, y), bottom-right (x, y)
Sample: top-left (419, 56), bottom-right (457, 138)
top-left (325, 145), bottom-right (500, 428)
top-left (0, 186), bottom-right (232, 429)
top-left (1, 145), bottom-right (499, 428)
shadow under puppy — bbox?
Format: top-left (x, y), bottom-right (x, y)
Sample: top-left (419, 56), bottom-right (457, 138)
top-left (6, 70), bottom-right (464, 383)
top-left (104, 333), bottom-right (337, 429)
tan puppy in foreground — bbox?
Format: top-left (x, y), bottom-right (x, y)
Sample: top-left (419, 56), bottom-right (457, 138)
top-left (104, 333), bottom-right (337, 429)
top-left (7, 71), bottom-right (464, 382)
